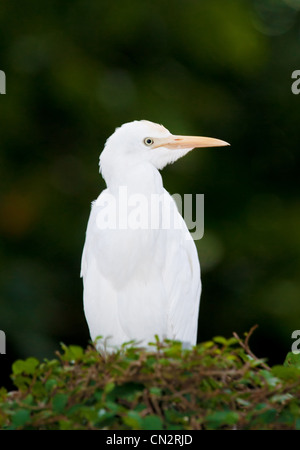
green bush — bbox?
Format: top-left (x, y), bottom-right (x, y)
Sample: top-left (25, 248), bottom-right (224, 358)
top-left (1, 329), bottom-right (300, 430)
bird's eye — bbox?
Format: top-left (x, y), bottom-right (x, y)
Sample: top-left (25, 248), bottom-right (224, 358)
top-left (144, 138), bottom-right (154, 146)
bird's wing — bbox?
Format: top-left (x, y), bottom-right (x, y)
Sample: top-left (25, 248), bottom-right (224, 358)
top-left (81, 192), bottom-right (130, 350)
top-left (81, 188), bottom-right (201, 350)
top-left (160, 190), bottom-right (201, 346)
top-left (81, 189), bottom-right (168, 350)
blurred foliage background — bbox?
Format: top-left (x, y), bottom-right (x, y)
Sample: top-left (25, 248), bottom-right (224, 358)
top-left (1, 0), bottom-right (300, 387)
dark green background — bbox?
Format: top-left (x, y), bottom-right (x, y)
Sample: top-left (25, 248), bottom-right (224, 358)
top-left (1, 0), bottom-right (300, 387)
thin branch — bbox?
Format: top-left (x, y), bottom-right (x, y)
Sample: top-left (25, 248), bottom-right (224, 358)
top-left (233, 325), bottom-right (270, 370)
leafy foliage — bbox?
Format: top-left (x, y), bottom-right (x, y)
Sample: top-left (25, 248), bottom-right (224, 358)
top-left (1, 331), bottom-right (300, 430)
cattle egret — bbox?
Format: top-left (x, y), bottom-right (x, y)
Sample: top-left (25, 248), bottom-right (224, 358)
top-left (81, 120), bottom-right (229, 353)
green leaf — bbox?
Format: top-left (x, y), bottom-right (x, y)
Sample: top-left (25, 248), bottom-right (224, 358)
top-left (256, 409), bottom-right (277, 424)
top-left (270, 393), bottom-right (293, 404)
top-left (69, 345), bottom-right (84, 359)
top-left (271, 365), bottom-right (300, 382)
top-left (12, 357), bottom-right (39, 375)
top-left (284, 352), bottom-right (300, 369)
top-left (260, 370), bottom-right (280, 387)
top-left (122, 411), bottom-right (143, 429)
top-left (58, 419), bottom-right (73, 430)
top-left (12, 409), bottom-right (31, 428)
top-left (96, 410), bottom-right (116, 425)
top-left (107, 382), bottom-right (144, 401)
top-left (149, 387), bottom-right (162, 396)
top-left (52, 393), bottom-right (69, 413)
top-left (61, 345), bottom-right (84, 361)
top-left (202, 341), bottom-right (215, 349)
top-left (45, 378), bottom-right (57, 392)
top-left (104, 382), bottom-right (115, 394)
top-left (142, 415), bottom-right (163, 430)
top-left (213, 336), bottom-right (228, 345)
top-left (236, 398), bottom-right (251, 407)
top-left (105, 400), bottom-right (122, 413)
top-left (23, 394), bottom-right (34, 405)
top-left (205, 411), bottom-right (239, 428)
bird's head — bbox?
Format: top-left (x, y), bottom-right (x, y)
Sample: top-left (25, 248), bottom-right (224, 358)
top-left (100, 120), bottom-right (229, 186)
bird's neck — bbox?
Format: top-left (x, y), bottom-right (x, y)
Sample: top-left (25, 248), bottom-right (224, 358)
top-left (103, 162), bottom-right (164, 195)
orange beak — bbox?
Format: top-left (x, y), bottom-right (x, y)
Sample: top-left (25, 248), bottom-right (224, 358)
top-left (152, 134), bottom-right (230, 150)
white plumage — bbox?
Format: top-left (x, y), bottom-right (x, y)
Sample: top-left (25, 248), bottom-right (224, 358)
top-left (81, 120), bottom-right (228, 352)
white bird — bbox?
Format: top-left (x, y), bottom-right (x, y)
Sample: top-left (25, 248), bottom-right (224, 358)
top-left (81, 120), bottom-right (229, 353)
